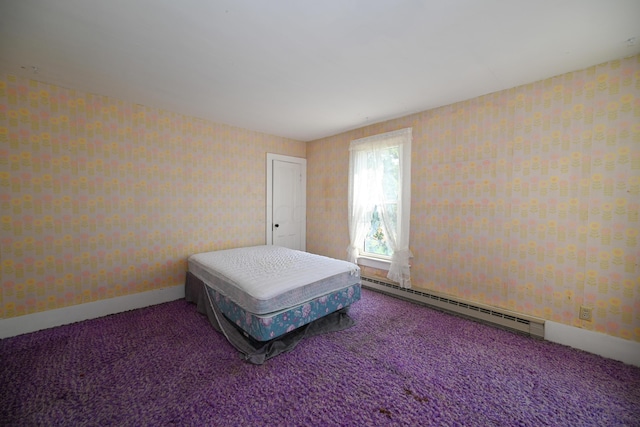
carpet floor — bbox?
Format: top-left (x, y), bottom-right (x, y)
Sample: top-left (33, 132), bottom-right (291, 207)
top-left (1, 289), bottom-right (639, 426)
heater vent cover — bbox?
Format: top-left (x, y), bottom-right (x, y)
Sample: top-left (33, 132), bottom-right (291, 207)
top-left (361, 277), bottom-right (545, 339)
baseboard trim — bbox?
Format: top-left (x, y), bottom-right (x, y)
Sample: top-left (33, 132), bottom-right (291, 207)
top-left (545, 321), bottom-right (640, 367)
top-left (4, 285), bottom-right (638, 367)
top-left (0, 284), bottom-right (185, 339)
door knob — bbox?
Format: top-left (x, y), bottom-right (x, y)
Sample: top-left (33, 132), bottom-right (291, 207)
top-left (274, 224), bottom-right (279, 228)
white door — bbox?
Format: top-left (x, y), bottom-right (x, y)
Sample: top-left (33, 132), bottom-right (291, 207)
top-left (266, 154), bottom-right (306, 251)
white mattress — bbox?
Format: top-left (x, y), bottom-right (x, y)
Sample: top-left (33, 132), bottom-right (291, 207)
top-left (188, 245), bottom-right (360, 315)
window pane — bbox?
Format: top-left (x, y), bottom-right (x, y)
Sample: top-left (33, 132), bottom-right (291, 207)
top-left (363, 203), bottom-right (397, 257)
top-left (381, 146), bottom-right (399, 202)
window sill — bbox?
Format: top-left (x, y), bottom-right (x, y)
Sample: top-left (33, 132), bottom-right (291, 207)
top-left (357, 255), bottom-right (391, 271)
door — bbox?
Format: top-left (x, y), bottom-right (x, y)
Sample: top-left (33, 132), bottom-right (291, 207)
top-left (266, 154), bottom-right (306, 250)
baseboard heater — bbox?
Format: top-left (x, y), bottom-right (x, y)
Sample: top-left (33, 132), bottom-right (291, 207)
top-left (361, 277), bottom-right (545, 339)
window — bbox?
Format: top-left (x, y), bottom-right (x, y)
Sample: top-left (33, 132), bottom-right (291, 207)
top-left (347, 128), bottom-right (412, 287)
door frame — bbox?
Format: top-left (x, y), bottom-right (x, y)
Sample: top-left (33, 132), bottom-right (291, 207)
top-left (266, 153), bottom-right (306, 249)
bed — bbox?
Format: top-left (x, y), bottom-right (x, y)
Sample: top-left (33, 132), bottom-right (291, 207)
top-left (185, 245), bottom-right (361, 364)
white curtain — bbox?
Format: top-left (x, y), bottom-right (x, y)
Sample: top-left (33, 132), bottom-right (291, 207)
top-left (347, 128), bottom-right (413, 288)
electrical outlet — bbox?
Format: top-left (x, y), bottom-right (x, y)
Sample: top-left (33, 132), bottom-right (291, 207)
top-left (579, 306), bottom-right (593, 321)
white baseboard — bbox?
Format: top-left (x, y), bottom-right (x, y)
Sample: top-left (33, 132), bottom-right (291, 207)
top-left (0, 284), bottom-right (185, 339)
top-left (4, 287), bottom-right (638, 368)
top-left (545, 321), bottom-right (640, 367)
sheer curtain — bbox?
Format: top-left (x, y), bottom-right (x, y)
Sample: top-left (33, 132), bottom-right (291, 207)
top-left (347, 128), bottom-right (413, 288)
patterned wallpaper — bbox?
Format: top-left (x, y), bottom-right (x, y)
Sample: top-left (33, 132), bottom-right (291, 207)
top-left (307, 55), bottom-right (640, 342)
top-left (0, 74), bottom-right (305, 319)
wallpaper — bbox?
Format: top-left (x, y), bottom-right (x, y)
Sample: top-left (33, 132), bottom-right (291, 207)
top-left (0, 74), bottom-right (305, 319)
top-left (307, 54), bottom-right (640, 342)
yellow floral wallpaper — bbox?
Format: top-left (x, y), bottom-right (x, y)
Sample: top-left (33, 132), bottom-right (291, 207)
top-left (307, 54), bottom-right (640, 342)
top-left (0, 74), bottom-right (305, 319)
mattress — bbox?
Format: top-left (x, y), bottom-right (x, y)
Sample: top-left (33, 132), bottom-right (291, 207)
top-left (188, 245), bottom-right (361, 315)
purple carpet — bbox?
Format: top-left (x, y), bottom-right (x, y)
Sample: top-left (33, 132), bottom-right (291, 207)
top-left (1, 289), bottom-right (639, 426)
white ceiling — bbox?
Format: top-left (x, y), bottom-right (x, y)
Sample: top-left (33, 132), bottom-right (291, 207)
top-left (1, 0), bottom-right (639, 142)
